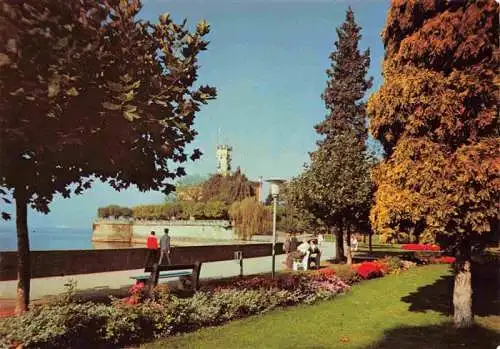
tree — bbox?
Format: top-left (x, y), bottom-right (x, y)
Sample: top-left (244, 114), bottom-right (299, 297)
top-left (0, 0), bottom-right (216, 313)
top-left (229, 197), bottom-right (272, 240)
top-left (367, 0), bottom-right (498, 328)
top-left (288, 7), bottom-right (373, 264)
top-left (288, 133), bottom-right (373, 264)
top-left (199, 168), bottom-right (256, 204)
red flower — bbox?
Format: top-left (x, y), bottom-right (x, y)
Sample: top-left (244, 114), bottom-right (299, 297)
top-left (356, 262), bottom-right (384, 279)
top-left (402, 244), bottom-right (440, 251)
top-left (432, 256), bottom-right (456, 264)
top-left (129, 282), bottom-right (145, 295)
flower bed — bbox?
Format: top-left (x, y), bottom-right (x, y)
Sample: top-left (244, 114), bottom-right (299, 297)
top-left (0, 253), bottom-right (455, 349)
top-left (0, 269), bottom-right (349, 348)
top-left (431, 256), bottom-right (456, 264)
top-left (402, 243), bottom-right (440, 251)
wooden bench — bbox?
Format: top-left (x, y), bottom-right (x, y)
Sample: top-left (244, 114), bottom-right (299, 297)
top-left (352, 255), bottom-right (378, 262)
top-left (130, 261), bottom-right (202, 292)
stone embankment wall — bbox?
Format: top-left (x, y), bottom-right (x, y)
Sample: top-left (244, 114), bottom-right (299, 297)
top-left (0, 243), bottom-right (284, 281)
top-left (92, 219), bottom-right (235, 244)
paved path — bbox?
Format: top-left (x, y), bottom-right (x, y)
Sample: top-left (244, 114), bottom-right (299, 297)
top-left (0, 242), bottom-right (335, 312)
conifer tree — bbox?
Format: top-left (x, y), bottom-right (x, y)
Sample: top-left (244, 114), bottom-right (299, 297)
top-left (289, 7), bottom-right (373, 264)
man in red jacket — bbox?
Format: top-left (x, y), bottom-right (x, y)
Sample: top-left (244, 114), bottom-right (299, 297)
top-left (145, 231), bottom-right (159, 268)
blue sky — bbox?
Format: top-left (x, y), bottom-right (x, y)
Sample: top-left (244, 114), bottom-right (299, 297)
top-left (3, 0), bottom-right (389, 229)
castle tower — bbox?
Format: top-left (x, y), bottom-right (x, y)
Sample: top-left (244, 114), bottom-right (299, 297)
top-left (216, 144), bottom-right (232, 176)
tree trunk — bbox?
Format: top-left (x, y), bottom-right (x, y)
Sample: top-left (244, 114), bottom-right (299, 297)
top-left (334, 227), bottom-right (344, 262)
top-left (14, 191), bottom-right (30, 314)
top-left (346, 226), bottom-right (352, 265)
top-left (368, 231), bottom-right (373, 255)
top-left (453, 242), bottom-right (473, 328)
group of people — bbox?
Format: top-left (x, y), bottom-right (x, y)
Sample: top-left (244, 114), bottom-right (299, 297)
top-left (283, 232), bottom-right (322, 270)
top-left (145, 228), bottom-right (172, 267)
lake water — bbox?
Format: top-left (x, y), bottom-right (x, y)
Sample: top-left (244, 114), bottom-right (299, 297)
top-left (0, 226), bottom-right (264, 251)
top-left (0, 226), bottom-right (103, 251)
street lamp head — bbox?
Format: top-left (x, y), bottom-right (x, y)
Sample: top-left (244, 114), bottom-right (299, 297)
top-left (265, 178), bottom-right (285, 198)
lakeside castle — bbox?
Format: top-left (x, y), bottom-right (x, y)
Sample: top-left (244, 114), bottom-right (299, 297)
top-left (92, 143), bottom-right (262, 243)
top-left (177, 144), bottom-right (262, 202)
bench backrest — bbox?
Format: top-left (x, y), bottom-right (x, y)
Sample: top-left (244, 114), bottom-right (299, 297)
top-left (144, 264), bottom-right (197, 273)
top-left (144, 261), bottom-right (202, 296)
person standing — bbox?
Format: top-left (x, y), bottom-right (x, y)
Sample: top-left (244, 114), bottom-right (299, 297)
top-left (145, 231), bottom-right (159, 268)
top-left (351, 234), bottom-right (359, 252)
top-left (283, 232), bottom-right (293, 269)
top-left (159, 228), bottom-right (171, 265)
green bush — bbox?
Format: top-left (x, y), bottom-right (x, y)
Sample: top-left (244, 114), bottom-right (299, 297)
top-left (125, 201), bottom-right (229, 221)
top-left (333, 265), bottom-right (361, 285)
top-left (97, 205), bottom-right (132, 219)
top-left (203, 200), bottom-right (229, 219)
top-left (380, 256), bottom-right (406, 274)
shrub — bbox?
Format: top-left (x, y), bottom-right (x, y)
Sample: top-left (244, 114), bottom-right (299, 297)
top-left (356, 261), bottom-right (385, 279)
top-left (378, 256), bottom-right (406, 274)
top-left (203, 200), bottom-right (229, 219)
top-left (0, 271), bottom-right (349, 349)
top-left (333, 264), bottom-right (361, 285)
top-left (97, 205), bottom-right (132, 219)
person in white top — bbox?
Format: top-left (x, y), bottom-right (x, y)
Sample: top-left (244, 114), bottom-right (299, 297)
top-left (351, 234), bottom-right (359, 252)
top-left (296, 240), bottom-right (311, 270)
top-left (297, 240), bottom-right (310, 254)
top-left (317, 233), bottom-right (324, 246)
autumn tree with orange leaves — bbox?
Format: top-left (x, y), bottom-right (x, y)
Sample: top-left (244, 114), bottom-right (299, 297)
top-left (367, 0), bottom-right (499, 328)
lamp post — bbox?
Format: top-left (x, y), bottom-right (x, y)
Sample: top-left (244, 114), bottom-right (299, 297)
top-left (266, 178), bottom-right (285, 279)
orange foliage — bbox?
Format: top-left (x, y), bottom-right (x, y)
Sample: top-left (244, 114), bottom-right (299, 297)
top-left (368, 1), bottom-right (499, 245)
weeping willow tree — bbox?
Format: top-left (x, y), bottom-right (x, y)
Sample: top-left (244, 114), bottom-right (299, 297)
top-left (229, 197), bottom-right (272, 240)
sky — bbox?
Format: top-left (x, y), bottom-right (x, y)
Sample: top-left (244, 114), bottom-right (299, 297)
top-left (2, 0), bottom-right (389, 229)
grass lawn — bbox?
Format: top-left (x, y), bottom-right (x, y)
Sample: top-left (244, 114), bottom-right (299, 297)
top-left (142, 264), bottom-right (499, 349)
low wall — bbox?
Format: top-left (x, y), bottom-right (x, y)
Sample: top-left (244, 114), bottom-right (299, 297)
top-left (0, 243), bottom-right (284, 281)
top-left (92, 221), bottom-right (133, 242)
top-left (92, 219), bottom-right (235, 243)
top-left (131, 220), bottom-right (234, 244)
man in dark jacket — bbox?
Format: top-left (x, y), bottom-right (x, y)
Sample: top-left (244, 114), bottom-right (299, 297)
top-left (284, 232), bottom-right (299, 269)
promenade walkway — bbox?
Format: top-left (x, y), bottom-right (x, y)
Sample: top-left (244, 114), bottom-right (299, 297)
top-left (0, 242), bottom-right (335, 314)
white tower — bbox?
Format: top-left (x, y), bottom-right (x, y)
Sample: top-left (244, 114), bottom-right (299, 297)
top-left (216, 144), bottom-right (232, 176)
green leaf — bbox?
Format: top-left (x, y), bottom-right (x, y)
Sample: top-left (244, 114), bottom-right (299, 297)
top-left (123, 110), bottom-right (140, 121)
top-left (66, 87), bottom-right (79, 96)
top-left (196, 20), bottom-right (210, 36)
top-left (102, 102), bottom-right (122, 111)
top-left (120, 74), bottom-right (133, 83)
top-left (124, 104), bottom-right (137, 113)
top-left (121, 90), bottom-right (135, 102)
top-left (48, 78), bottom-right (60, 98)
